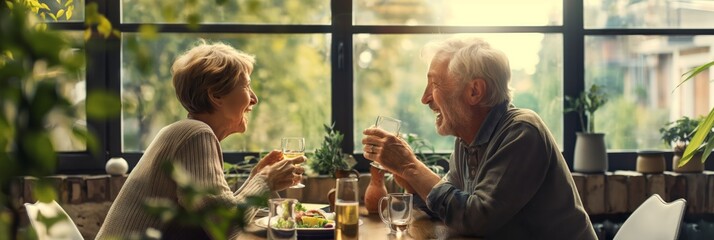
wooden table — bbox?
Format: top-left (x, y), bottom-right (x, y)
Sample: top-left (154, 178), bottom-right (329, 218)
top-left (238, 206), bottom-right (474, 240)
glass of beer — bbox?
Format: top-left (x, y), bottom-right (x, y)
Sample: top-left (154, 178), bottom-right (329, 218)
top-left (268, 198), bottom-right (298, 240)
top-left (281, 137), bottom-right (305, 188)
top-left (335, 177), bottom-right (359, 240)
top-left (378, 193), bottom-right (413, 235)
top-left (370, 116), bottom-right (401, 170)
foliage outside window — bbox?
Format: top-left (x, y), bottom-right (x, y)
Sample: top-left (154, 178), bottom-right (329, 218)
top-left (121, 34), bottom-right (331, 152)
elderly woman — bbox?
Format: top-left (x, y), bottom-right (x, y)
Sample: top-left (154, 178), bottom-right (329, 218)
top-left (96, 41), bottom-right (303, 239)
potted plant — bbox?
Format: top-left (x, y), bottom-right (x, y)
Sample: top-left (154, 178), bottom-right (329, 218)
top-left (565, 84), bottom-right (609, 172)
top-left (307, 123), bottom-right (356, 177)
top-left (660, 116), bottom-right (710, 172)
top-left (675, 61), bottom-right (714, 169)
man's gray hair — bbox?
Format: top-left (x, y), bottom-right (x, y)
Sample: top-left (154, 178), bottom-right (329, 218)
top-left (422, 37), bottom-right (512, 106)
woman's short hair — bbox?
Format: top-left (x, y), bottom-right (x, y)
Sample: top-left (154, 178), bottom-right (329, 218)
top-left (422, 37), bottom-right (512, 107)
top-left (172, 40), bottom-right (255, 114)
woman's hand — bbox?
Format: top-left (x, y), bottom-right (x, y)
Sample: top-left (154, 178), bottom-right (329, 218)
top-left (260, 156), bottom-right (306, 191)
top-left (250, 150), bottom-right (283, 178)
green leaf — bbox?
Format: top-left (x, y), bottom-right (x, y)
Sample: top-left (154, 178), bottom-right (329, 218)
top-left (33, 181), bottom-right (58, 203)
top-left (97, 16), bottom-right (112, 38)
top-left (56, 9), bottom-right (65, 18)
top-left (39, 3), bottom-right (50, 10)
top-left (83, 28), bottom-right (91, 41)
top-left (30, 81), bottom-right (61, 122)
top-left (21, 132), bottom-right (57, 175)
top-left (48, 12), bottom-right (57, 21)
top-left (187, 13), bottom-right (201, 30)
top-left (36, 211), bottom-right (69, 235)
top-left (86, 90), bottom-right (121, 119)
top-left (72, 127), bottom-right (100, 155)
top-left (701, 135), bottom-right (714, 165)
top-left (138, 25), bottom-right (158, 39)
top-left (65, 0), bottom-right (74, 7)
top-left (676, 61), bottom-right (714, 90)
top-left (65, 6), bottom-right (73, 20)
top-left (680, 108), bottom-right (714, 166)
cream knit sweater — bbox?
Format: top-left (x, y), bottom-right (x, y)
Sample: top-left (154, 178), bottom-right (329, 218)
top-left (96, 119), bottom-right (272, 239)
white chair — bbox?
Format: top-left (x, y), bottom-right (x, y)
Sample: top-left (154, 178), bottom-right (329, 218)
top-left (613, 194), bottom-right (686, 240)
top-left (24, 200), bottom-right (84, 240)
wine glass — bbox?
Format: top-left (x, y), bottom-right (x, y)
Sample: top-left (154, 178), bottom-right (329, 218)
top-left (370, 116), bottom-right (401, 170)
top-left (281, 137), bottom-right (305, 188)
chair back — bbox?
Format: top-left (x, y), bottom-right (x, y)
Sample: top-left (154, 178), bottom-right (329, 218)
top-left (24, 200), bottom-right (84, 240)
top-left (613, 194), bottom-right (686, 240)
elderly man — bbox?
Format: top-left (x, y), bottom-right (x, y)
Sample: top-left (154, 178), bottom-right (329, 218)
top-left (362, 37), bottom-right (597, 239)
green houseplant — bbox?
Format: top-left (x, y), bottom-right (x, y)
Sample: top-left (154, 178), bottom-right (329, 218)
top-left (659, 116), bottom-right (710, 172)
top-left (565, 84), bottom-right (609, 172)
top-left (675, 61), bottom-right (714, 168)
top-left (307, 123), bottom-right (356, 177)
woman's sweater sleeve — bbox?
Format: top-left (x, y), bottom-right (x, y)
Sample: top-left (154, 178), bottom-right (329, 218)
top-left (173, 130), bottom-right (272, 224)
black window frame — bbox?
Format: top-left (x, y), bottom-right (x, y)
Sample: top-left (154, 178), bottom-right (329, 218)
top-left (50, 0), bottom-right (714, 174)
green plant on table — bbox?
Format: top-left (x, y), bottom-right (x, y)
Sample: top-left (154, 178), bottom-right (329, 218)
top-left (307, 123), bottom-right (356, 177)
top-left (564, 84), bottom-right (608, 133)
top-left (675, 61), bottom-right (714, 167)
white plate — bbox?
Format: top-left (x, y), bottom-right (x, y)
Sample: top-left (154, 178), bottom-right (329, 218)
top-left (254, 216), bottom-right (364, 234)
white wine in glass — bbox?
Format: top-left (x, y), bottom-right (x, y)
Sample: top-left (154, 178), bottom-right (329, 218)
top-left (370, 116), bottom-right (401, 170)
top-left (281, 137), bottom-right (305, 188)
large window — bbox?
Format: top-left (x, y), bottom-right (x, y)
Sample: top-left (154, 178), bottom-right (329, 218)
top-left (121, 34), bottom-right (331, 152)
top-left (353, 33), bottom-right (563, 151)
top-left (48, 0), bottom-right (714, 172)
top-left (583, 0), bottom-right (714, 153)
top-left (585, 35), bottom-right (714, 151)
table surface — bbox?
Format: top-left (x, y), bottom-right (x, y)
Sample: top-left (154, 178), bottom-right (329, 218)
top-left (237, 206), bottom-right (476, 240)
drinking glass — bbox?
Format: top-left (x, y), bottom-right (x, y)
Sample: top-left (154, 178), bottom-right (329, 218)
top-left (268, 198), bottom-right (298, 240)
top-left (281, 137), bottom-right (305, 188)
top-left (370, 116), bottom-right (401, 170)
top-left (378, 193), bottom-right (413, 235)
top-left (335, 177), bottom-right (359, 240)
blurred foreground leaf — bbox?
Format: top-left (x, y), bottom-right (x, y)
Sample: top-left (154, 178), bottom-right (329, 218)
top-left (86, 90), bottom-right (120, 119)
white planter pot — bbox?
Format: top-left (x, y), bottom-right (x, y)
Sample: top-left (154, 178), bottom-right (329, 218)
top-left (106, 157), bottom-right (129, 175)
top-left (573, 132), bottom-right (608, 173)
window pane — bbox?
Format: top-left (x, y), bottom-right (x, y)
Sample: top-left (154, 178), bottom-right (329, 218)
top-left (121, 0), bottom-right (330, 24)
top-left (50, 31), bottom-right (86, 151)
top-left (38, 0), bottom-right (84, 22)
top-left (585, 35), bottom-right (714, 151)
top-left (585, 0), bottom-right (714, 28)
top-left (354, 0), bottom-right (562, 26)
top-left (354, 34), bottom-right (563, 152)
top-left (122, 34), bottom-right (331, 152)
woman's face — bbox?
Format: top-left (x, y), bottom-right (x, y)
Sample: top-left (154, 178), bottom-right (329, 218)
top-left (218, 74), bottom-right (259, 134)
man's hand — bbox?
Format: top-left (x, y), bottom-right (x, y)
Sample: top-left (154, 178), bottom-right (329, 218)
top-left (361, 127), bottom-right (418, 174)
